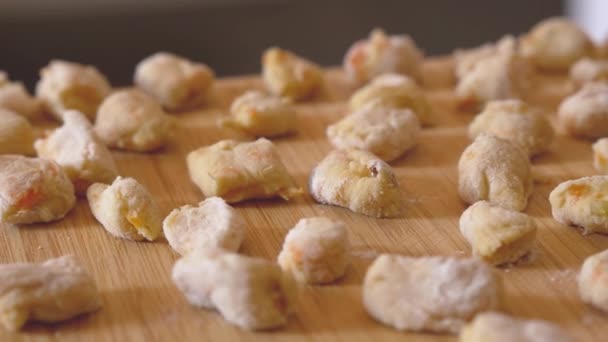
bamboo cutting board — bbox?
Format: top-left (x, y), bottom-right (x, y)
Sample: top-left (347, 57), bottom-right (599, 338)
top-left (1, 57), bottom-right (607, 341)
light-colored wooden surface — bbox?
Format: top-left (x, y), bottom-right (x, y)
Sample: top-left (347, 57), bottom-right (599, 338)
top-left (1, 57), bottom-right (607, 341)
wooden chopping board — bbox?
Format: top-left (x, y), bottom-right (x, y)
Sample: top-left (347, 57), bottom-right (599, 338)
top-left (1, 57), bottom-right (607, 341)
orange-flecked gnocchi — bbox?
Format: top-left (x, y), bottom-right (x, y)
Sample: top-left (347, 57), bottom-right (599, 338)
top-left (558, 82), bottom-right (608, 138)
top-left (262, 47), bottom-right (324, 101)
top-left (0, 71), bottom-right (42, 119)
top-left (0, 109), bottom-right (35, 156)
top-left (593, 138), bottom-right (608, 173)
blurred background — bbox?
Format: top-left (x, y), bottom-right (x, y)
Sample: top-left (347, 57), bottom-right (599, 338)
top-left (0, 0), bottom-right (605, 88)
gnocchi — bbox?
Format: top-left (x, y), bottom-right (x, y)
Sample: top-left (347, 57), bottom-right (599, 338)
top-left (0, 109), bottom-right (35, 156)
top-left (593, 138), bottom-right (608, 173)
top-left (570, 58), bottom-right (608, 88)
top-left (558, 82), bottom-right (608, 138)
top-left (0, 71), bottom-right (42, 119)
top-left (578, 249), bottom-right (608, 312)
top-left (262, 47), bottom-right (324, 101)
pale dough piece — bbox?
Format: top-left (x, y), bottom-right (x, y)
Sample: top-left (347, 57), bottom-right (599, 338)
top-left (172, 248), bottom-right (296, 330)
top-left (459, 201), bottom-right (537, 265)
top-left (0, 72), bottom-right (42, 119)
top-left (87, 176), bottom-right (162, 241)
top-left (343, 28), bottom-right (424, 84)
top-left (578, 249), bottom-right (608, 312)
top-left (0, 155), bottom-right (75, 224)
top-left (35, 110), bottom-right (118, 195)
top-left (134, 52), bottom-right (215, 111)
top-left (363, 254), bottom-right (501, 334)
top-left (521, 17), bottom-right (594, 71)
top-left (549, 175), bottom-right (608, 234)
top-left (349, 73), bottom-right (434, 126)
top-left (460, 311), bottom-right (573, 342)
top-left (468, 99), bottom-right (554, 156)
top-left (593, 138), bottom-right (608, 173)
top-left (458, 134), bottom-right (532, 211)
top-left (163, 197), bottom-right (246, 255)
top-left (309, 149), bottom-right (402, 218)
top-left (262, 47), bottom-right (324, 101)
top-left (277, 216), bottom-right (350, 284)
top-left (454, 35), bottom-right (517, 80)
top-left (186, 138), bottom-right (301, 203)
top-left (0, 109), bottom-right (35, 156)
top-left (327, 105), bottom-right (420, 162)
top-left (558, 82), bottom-right (608, 138)
top-left (0, 255), bottom-right (101, 331)
top-left (95, 89), bottom-right (175, 152)
top-left (222, 90), bottom-right (297, 137)
top-left (35, 60), bottom-right (111, 121)
top-left (570, 58), bottom-right (608, 88)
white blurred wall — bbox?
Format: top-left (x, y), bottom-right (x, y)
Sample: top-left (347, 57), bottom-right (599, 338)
top-left (568, 0), bottom-right (608, 42)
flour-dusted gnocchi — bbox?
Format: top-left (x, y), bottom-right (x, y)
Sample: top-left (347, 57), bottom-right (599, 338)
top-left (163, 197), bottom-right (246, 255)
top-left (35, 110), bottom-right (118, 195)
top-left (95, 89), bottom-right (175, 152)
top-left (578, 249), bottom-right (608, 312)
top-left (262, 47), bottom-right (324, 101)
top-left (87, 176), bottom-right (162, 241)
top-left (35, 60), bottom-right (111, 121)
top-left (460, 312), bottom-right (573, 342)
top-left (454, 35), bottom-right (517, 80)
top-left (570, 58), bottom-right (608, 88)
top-left (187, 138), bottom-right (301, 203)
top-left (172, 248), bottom-right (296, 330)
top-left (459, 134), bottom-right (532, 211)
top-left (0, 71), bottom-right (42, 119)
top-left (363, 254), bottom-right (501, 334)
top-left (593, 138), bottom-right (608, 173)
top-left (278, 217), bottom-right (350, 284)
top-left (0, 255), bottom-right (101, 331)
top-left (309, 149), bottom-right (402, 218)
top-left (468, 99), bottom-right (554, 156)
top-left (134, 52), bottom-right (215, 111)
top-left (343, 28), bottom-right (424, 84)
top-left (459, 201), bottom-right (537, 265)
top-left (0, 109), bottom-right (35, 156)
top-left (0, 155), bottom-right (75, 224)
top-left (558, 82), bottom-right (608, 138)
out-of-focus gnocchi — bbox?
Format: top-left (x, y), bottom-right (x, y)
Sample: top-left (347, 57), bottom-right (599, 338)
top-left (558, 82), bottom-right (608, 138)
top-left (262, 47), bottom-right (324, 101)
top-left (0, 109), bottom-right (36, 156)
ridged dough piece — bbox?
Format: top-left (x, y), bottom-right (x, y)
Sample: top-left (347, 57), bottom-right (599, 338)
top-left (0, 155), bottom-right (75, 224)
top-left (221, 90), bottom-right (297, 137)
top-left (327, 105), bottom-right (420, 162)
top-left (95, 89), bottom-right (175, 152)
top-left (0, 71), bottom-right (42, 119)
top-left (87, 176), bottom-right (162, 241)
top-left (0, 109), bottom-right (35, 156)
top-left (186, 138), bottom-right (301, 203)
top-left (468, 99), bottom-right (554, 157)
top-left (134, 52), bottom-right (215, 111)
top-left (262, 47), bottom-right (323, 101)
top-left (163, 197), bottom-right (246, 255)
top-left (454, 35), bottom-right (516, 80)
top-left (458, 134), bottom-right (532, 211)
top-left (0, 255), bottom-right (101, 331)
top-left (460, 311), bottom-right (573, 342)
top-left (549, 175), bottom-right (608, 235)
top-left (343, 28), bottom-right (423, 84)
top-left (278, 216), bottom-right (350, 284)
top-left (558, 82), bottom-right (608, 138)
top-left (349, 73), bottom-right (434, 126)
top-left (35, 60), bottom-right (111, 121)
top-left (35, 110), bottom-right (118, 195)
top-left (593, 138), bottom-right (608, 173)
top-left (521, 17), bottom-right (594, 71)
top-left (363, 254), bottom-right (501, 334)
top-left (459, 201), bottom-right (537, 265)
top-left (578, 249), bottom-right (608, 312)
top-left (570, 58), bottom-right (608, 88)
top-left (172, 248), bottom-right (296, 330)
top-left (309, 149), bottom-right (402, 218)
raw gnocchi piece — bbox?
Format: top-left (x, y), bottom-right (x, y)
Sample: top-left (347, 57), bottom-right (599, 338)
top-left (460, 311), bottom-right (573, 342)
top-left (186, 138), bottom-right (301, 203)
top-left (35, 110), bottom-right (118, 195)
top-left (557, 82), bottom-right (608, 138)
top-left (87, 176), bottom-right (162, 241)
top-left (570, 58), bottom-right (608, 88)
top-left (459, 201), bottom-right (537, 265)
top-left (309, 149), bottom-right (402, 218)
top-left (578, 249), bottom-right (608, 312)
top-left (0, 109), bottom-right (35, 156)
top-left (0, 155), bottom-right (75, 224)
top-left (94, 89), bottom-right (175, 152)
top-left (549, 175), bottom-right (608, 234)
top-left (327, 105), bottom-right (420, 162)
top-left (363, 254), bottom-right (501, 334)
top-left (343, 28), bottom-right (424, 84)
top-left (172, 248), bottom-right (296, 330)
top-left (0, 255), bottom-right (101, 331)
top-left (349, 73), bottom-right (434, 126)
top-left (35, 60), bottom-right (111, 121)
top-left (163, 197), bottom-right (246, 255)
top-left (134, 52), bottom-right (215, 111)
top-left (468, 99), bottom-right (554, 156)
top-left (221, 90), bottom-right (297, 137)
top-left (458, 134), bottom-right (532, 211)
top-left (0, 71), bottom-right (42, 119)
top-left (593, 138), bottom-right (608, 173)
top-left (454, 35), bottom-right (516, 80)
top-left (278, 217), bottom-right (350, 284)
top-left (262, 47), bottom-right (324, 101)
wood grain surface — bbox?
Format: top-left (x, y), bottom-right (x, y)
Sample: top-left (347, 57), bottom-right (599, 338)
top-left (1, 57), bottom-right (606, 341)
